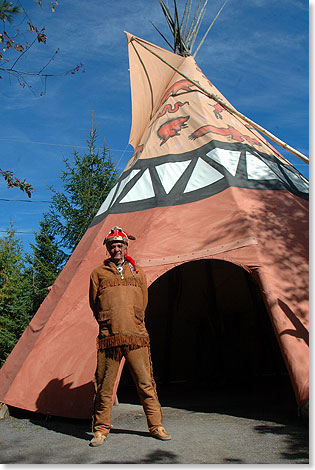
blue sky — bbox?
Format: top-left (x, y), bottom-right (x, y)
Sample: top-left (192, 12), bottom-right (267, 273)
top-left (0, 0), bottom-right (309, 252)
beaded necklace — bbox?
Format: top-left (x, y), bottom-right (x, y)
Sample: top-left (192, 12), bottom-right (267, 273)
top-left (115, 259), bottom-right (135, 280)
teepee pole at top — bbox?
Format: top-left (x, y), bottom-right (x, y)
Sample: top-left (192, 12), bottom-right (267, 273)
top-left (130, 36), bottom-right (309, 165)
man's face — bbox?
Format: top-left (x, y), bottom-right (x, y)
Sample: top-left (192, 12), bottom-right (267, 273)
top-left (107, 241), bottom-right (127, 265)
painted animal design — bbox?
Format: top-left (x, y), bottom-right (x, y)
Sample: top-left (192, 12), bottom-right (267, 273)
top-left (157, 101), bottom-right (189, 118)
top-left (189, 124), bottom-right (262, 146)
top-left (157, 116), bottom-right (190, 145)
top-left (211, 103), bottom-right (224, 119)
top-left (160, 79), bottom-right (198, 104)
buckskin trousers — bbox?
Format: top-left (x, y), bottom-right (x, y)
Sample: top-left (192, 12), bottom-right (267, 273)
top-left (92, 346), bottom-right (163, 436)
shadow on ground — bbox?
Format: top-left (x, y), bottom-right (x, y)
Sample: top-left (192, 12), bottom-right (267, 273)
top-left (119, 373), bottom-right (304, 422)
top-left (98, 450), bottom-right (180, 464)
top-left (6, 373), bottom-right (308, 464)
top-left (254, 423), bottom-right (309, 461)
top-left (8, 407), bottom-right (92, 441)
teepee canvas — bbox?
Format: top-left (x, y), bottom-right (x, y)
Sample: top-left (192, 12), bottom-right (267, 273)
top-left (0, 7), bottom-right (308, 419)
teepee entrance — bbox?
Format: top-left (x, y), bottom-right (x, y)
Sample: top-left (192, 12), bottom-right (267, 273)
top-left (146, 260), bottom-right (288, 386)
top-left (119, 259), bottom-right (293, 412)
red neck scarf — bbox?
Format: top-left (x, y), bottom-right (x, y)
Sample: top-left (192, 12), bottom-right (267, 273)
top-left (104, 255), bottom-right (138, 273)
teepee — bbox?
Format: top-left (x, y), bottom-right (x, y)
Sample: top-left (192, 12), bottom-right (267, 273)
top-left (0, 1), bottom-right (308, 419)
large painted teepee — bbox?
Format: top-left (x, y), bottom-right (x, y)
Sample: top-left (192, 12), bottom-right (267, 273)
top-left (0, 1), bottom-right (308, 419)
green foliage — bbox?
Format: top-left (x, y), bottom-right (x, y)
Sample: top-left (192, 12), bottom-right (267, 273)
top-left (28, 218), bottom-right (65, 313)
top-left (0, 1), bottom-right (21, 23)
top-left (0, 128), bottom-right (119, 367)
top-left (0, 224), bottom-right (33, 366)
top-left (46, 129), bottom-right (119, 254)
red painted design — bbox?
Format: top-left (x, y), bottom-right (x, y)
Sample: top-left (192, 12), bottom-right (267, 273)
top-left (189, 124), bottom-right (262, 146)
top-left (211, 103), bottom-right (224, 119)
top-left (157, 101), bottom-right (189, 118)
top-left (157, 116), bottom-right (190, 145)
top-left (160, 79), bottom-right (198, 104)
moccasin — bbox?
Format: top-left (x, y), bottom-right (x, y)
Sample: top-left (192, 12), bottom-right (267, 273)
top-left (89, 431), bottom-right (107, 447)
top-left (150, 426), bottom-right (171, 440)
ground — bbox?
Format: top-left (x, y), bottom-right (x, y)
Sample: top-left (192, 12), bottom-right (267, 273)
top-left (0, 378), bottom-right (309, 464)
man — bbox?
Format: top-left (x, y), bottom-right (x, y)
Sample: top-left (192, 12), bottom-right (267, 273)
top-left (89, 226), bottom-right (171, 447)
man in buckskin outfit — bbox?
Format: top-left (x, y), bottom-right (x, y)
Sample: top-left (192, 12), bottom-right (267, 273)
top-left (89, 226), bottom-right (171, 447)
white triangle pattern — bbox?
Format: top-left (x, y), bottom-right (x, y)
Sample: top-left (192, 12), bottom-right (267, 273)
top-left (246, 152), bottom-right (277, 180)
top-left (206, 148), bottom-right (241, 176)
top-left (120, 168), bottom-right (155, 203)
top-left (282, 167), bottom-right (309, 193)
top-left (111, 169), bottom-right (141, 205)
top-left (95, 182), bottom-right (118, 216)
top-left (97, 149), bottom-right (308, 214)
top-left (156, 160), bottom-right (191, 194)
top-left (184, 158), bottom-right (224, 193)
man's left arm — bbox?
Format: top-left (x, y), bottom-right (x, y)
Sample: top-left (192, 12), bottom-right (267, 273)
top-left (138, 267), bottom-right (148, 311)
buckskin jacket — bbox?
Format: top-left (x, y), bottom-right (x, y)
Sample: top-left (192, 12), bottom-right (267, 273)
top-left (89, 258), bottom-right (149, 350)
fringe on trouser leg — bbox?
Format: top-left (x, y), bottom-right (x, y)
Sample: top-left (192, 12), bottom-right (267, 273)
top-left (125, 346), bottom-right (163, 430)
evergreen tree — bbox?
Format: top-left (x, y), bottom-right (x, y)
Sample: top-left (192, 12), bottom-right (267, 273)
top-left (0, 224), bottom-right (33, 366)
top-left (45, 129), bottom-right (119, 255)
top-left (0, 130), bottom-right (119, 366)
top-left (28, 218), bottom-right (65, 313)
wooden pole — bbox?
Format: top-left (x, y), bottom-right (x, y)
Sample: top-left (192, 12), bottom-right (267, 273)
top-left (193, 0), bottom-right (229, 58)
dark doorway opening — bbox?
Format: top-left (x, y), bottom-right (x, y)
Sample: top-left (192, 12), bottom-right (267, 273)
top-left (118, 259), bottom-right (297, 420)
